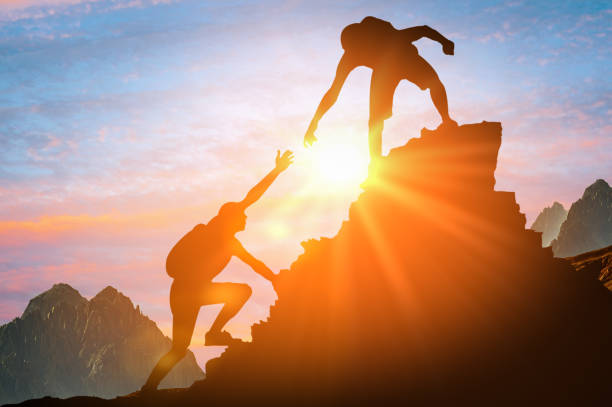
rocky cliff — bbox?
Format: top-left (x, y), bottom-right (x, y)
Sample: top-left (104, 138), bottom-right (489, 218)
top-left (530, 201), bottom-right (567, 246)
top-left (0, 284), bottom-right (204, 405)
top-left (551, 179), bottom-right (612, 257)
top-left (566, 244), bottom-right (612, 292)
top-left (10, 122), bottom-right (612, 406)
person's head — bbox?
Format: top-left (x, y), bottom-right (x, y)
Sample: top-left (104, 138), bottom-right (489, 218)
top-left (340, 23), bottom-right (362, 51)
top-left (214, 202), bottom-right (247, 234)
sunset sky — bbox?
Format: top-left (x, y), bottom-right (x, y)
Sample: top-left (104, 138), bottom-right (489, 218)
top-left (1, 0), bottom-right (610, 367)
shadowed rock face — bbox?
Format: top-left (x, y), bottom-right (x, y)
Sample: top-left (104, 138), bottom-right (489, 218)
top-left (551, 179), bottom-right (612, 257)
top-left (11, 123), bottom-right (612, 406)
top-left (566, 244), bottom-right (612, 292)
top-left (192, 123), bottom-right (612, 406)
top-left (0, 284), bottom-right (204, 405)
top-left (531, 201), bottom-right (567, 246)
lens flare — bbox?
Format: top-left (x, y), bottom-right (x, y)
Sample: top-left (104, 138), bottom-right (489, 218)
top-left (307, 142), bottom-right (369, 187)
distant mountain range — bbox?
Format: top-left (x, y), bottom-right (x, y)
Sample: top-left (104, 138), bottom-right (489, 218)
top-left (0, 283), bottom-right (204, 405)
top-left (531, 179), bottom-right (611, 257)
top-left (530, 201), bottom-right (567, 246)
top-left (552, 179), bottom-right (612, 257)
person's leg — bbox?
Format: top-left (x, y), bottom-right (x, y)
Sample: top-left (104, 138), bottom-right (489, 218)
top-left (368, 70), bottom-right (399, 160)
top-left (200, 282), bottom-right (252, 341)
top-left (368, 118), bottom-right (384, 158)
top-left (142, 288), bottom-right (198, 391)
top-left (408, 55), bottom-right (456, 126)
top-left (429, 79), bottom-right (454, 124)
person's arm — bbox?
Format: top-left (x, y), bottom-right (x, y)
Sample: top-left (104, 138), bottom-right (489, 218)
top-left (233, 239), bottom-right (276, 282)
top-left (400, 25), bottom-right (454, 55)
top-left (239, 150), bottom-right (293, 209)
top-left (304, 53), bottom-right (356, 146)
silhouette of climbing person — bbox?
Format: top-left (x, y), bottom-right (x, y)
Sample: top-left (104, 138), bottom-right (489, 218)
top-left (304, 16), bottom-right (457, 159)
top-left (141, 150), bottom-right (294, 392)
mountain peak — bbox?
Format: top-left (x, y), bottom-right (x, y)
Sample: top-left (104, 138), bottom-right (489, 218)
top-left (94, 285), bottom-right (120, 299)
top-left (584, 178), bottom-right (611, 197)
top-left (21, 282), bottom-right (87, 319)
top-left (2, 284), bottom-right (204, 404)
top-left (552, 178), bottom-right (612, 257)
top-left (91, 285), bottom-right (134, 309)
top-left (551, 201), bottom-right (565, 210)
top-left (531, 201), bottom-right (568, 246)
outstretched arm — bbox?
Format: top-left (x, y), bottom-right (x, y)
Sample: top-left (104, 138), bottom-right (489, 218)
top-left (304, 53), bottom-right (356, 146)
top-left (233, 239), bottom-right (276, 282)
top-left (239, 150), bottom-right (294, 209)
top-left (400, 25), bottom-right (454, 55)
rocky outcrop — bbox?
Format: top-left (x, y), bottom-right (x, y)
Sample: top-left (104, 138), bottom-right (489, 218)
top-left (566, 244), bottom-right (612, 291)
top-left (0, 284), bottom-right (204, 405)
top-left (530, 201), bottom-right (567, 246)
top-left (10, 122), bottom-right (612, 406)
top-left (551, 179), bottom-right (612, 257)
top-left (191, 123), bottom-right (612, 406)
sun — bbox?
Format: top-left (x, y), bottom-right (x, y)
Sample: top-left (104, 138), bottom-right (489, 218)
top-left (306, 141), bottom-right (370, 188)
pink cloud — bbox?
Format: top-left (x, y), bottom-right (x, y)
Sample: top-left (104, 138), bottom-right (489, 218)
top-left (0, 0), bottom-right (87, 9)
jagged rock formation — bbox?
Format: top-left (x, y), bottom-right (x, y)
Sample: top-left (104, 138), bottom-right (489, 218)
top-left (566, 244), bottom-right (612, 292)
top-left (551, 179), bottom-right (612, 257)
top-left (11, 123), bottom-right (612, 406)
top-left (0, 284), bottom-right (204, 405)
top-left (190, 122), bottom-right (612, 406)
top-left (530, 201), bottom-right (567, 246)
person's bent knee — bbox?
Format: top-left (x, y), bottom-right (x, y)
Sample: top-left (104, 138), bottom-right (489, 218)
top-left (233, 284), bottom-right (252, 304)
top-left (170, 345), bottom-right (188, 359)
top-left (241, 284), bottom-right (252, 301)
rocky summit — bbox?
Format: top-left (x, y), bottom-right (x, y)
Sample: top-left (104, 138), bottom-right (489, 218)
top-left (530, 201), bottom-right (567, 247)
top-left (10, 122), bottom-right (612, 406)
top-left (551, 179), bottom-right (612, 257)
top-left (0, 284), bottom-right (204, 405)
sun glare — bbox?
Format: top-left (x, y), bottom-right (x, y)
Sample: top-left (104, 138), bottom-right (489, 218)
top-left (306, 142), bottom-right (369, 188)
top-left (267, 221), bottom-right (289, 239)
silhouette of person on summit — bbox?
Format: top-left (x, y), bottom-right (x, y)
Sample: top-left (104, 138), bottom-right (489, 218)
top-left (141, 150), bottom-right (294, 392)
top-left (304, 16), bottom-right (457, 159)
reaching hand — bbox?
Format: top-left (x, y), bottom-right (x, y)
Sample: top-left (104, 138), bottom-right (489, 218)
top-left (443, 39), bottom-right (454, 55)
top-left (275, 150), bottom-right (294, 172)
top-left (304, 130), bottom-right (317, 147)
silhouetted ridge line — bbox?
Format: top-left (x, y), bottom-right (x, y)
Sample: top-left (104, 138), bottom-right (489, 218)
top-left (191, 122), bottom-right (612, 406)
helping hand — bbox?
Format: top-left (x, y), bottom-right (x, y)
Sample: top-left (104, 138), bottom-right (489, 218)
top-left (303, 128), bottom-right (317, 147)
top-left (443, 40), bottom-right (454, 55)
top-left (275, 150), bottom-right (294, 172)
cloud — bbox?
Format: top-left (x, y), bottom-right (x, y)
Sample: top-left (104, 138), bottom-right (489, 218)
top-left (0, 0), bottom-right (88, 10)
top-left (0, 205), bottom-right (218, 247)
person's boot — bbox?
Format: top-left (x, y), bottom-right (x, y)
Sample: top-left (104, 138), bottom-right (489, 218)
top-left (205, 330), bottom-right (242, 346)
top-left (139, 383), bottom-right (158, 396)
top-left (439, 118), bottom-right (458, 129)
top-left (421, 118), bottom-right (458, 137)
top-left (120, 383), bottom-right (157, 398)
